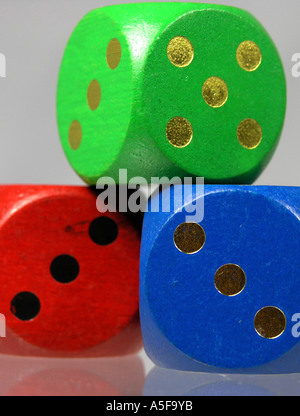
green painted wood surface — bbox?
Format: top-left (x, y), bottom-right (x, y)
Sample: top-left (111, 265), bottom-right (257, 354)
top-left (57, 3), bottom-right (286, 184)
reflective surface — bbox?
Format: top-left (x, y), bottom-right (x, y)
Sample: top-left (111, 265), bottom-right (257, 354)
top-left (1, 350), bottom-right (300, 396)
top-left (143, 365), bottom-right (300, 396)
top-left (0, 354), bottom-right (145, 396)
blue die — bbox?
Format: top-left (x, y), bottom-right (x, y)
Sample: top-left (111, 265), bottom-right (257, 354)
top-left (140, 185), bottom-right (300, 371)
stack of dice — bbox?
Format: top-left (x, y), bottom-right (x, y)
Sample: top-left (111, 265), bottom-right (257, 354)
top-left (2, 3), bottom-right (299, 373)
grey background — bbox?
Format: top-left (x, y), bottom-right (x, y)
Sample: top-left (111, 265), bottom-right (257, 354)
top-left (0, 0), bottom-right (299, 377)
top-left (0, 0), bottom-right (299, 186)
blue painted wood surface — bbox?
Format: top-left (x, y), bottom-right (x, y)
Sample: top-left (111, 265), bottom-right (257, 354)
top-left (140, 185), bottom-right (300, 370)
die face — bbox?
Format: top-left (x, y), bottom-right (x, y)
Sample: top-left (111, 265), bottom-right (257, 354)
top-left (141, 186), bottom-right (300, 369)
top-left (0, 187), bottom-right (140, 353)
top-left (143, 7), bottom-right (286, 183)
top-left (57, 10), bottom-right (134, 184)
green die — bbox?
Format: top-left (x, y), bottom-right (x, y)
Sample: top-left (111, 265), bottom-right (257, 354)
top-left (57, 3), bottom-right (286, 184)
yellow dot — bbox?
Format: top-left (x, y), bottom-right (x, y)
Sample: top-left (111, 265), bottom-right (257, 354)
top-left (68, 121), bottom-right (82, 150)
top-left (174, 222), bottom-right (206, 254)
top-left (214, 264), bottom-right (246, 297)
top-left (87, 80), bottom-right (101, 111)
top-left (237, 119), bottom-right (262, 149)
top-left (254, 307), bottom-right (286, 339)
top-left (237, 41), bottom-right (262, 72)
top-left (167, 36), bottom-right (194, 68)
top-left (107, 38), bottom-right (121, 70)
top-left (166, 117), bottom-right (193, 148)
top-left (202, 77), bottom-right (229, 108)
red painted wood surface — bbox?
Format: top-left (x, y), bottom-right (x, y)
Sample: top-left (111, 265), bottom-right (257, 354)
top-left (0, 185), bottom-right (141, 356)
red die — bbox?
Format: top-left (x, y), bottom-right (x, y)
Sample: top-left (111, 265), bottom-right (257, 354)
top-left (0, 186), bottom-right (141, 357)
